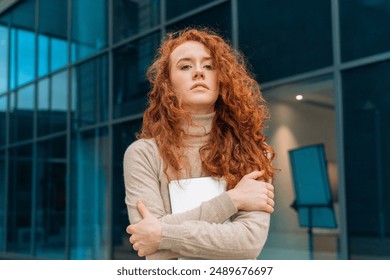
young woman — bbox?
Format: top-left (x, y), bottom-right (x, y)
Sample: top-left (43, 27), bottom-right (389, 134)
top-left (123, 28), bottom-right (276, 259)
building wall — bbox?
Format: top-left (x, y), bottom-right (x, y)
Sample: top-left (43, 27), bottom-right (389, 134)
top-left (1, 0), bottom-right (390, 259)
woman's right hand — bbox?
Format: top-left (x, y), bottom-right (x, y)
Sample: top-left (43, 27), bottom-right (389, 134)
top-left (227, 170), bottom-right (275, 213)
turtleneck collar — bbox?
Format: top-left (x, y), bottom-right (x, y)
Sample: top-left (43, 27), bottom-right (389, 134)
top-left (181, 112), bottom-right (215, 146)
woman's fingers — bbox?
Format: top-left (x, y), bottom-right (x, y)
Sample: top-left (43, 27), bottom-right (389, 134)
top-left (244, 170), bottom-right (265, 180)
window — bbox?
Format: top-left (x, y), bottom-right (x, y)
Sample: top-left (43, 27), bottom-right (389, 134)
top-left (343, 61), bottom-right (390, 257)
top-left (36, 136), bottom-right (67, 258)
top-left (38, 0), bottom-right (68, 76)
top-left (72, 55), bottom-right (108, 128)
top-left (71, 0), bottom-right (107, 62)
top-left (7, 145), bottom-right (33, 254)
top-left (238, 0), bottom-right (332, 82)
top-left (113, 0), bottom-right (160, 43)
top-left (113, 32), bottom-right (160, 118)
top-left (340, 0), bottom-right (390, 62)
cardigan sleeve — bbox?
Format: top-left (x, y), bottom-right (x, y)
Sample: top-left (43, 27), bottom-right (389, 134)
top-left (159, 210), bottom-right (270, 259)
top-left (123, 139), bottom-right (238, 259)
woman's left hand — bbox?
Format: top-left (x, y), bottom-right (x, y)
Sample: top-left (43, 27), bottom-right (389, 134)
top-left (126, 201), bottom-right (162, 257)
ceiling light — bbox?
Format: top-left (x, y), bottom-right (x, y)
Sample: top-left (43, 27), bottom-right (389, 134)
top-left (295, 95), bottom-right (303, 101)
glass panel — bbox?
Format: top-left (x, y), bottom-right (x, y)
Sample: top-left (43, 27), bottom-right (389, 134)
top-left (113, 0), bottom-right (160, 43)
top-left (72, 55), bottom-right (108, 128)
top-left (71, 0), bottom-right (107, 62)
top-left (37, 78), bottom-right (50, 136)
top-left (38, 35), bottom-right (49, 77)
top-left (16, 29), bottom-right (36, 87)
top-left (238, 0), bottom-right (332, 82)
top-left (36, 136), bottom-right (66, 259)
top-left (10, 28), bottom-right (16, 90)
top-left (6, 0), bottom-right (35, 30)
top-left (112, 119), bottom-right (143, 260)
top-left (343, 61), bottom-right (390, 259)
top-left (0, 25), bottom-right (8, 94)
top-left (0, 94), bottom-right (6, 147)
top-left (167, 2), bottom-right (232, 40)
top-left (0, 149), bottom-right (5, 251)
top-left (7, 145), bottom-right (33, 254)
top-left (262, 76), bottom-right (339, 259)
top-left (51, 71), bottom-right (68, 133)
top-left (340, 1), bottom-right (390, 62)
top-left (11, 85), bottom-right (34, 142)
top-left (166, 0), bottom-right (215, 20)
top-left (70, 128), bottom-right (109, 259)
top-left (39, 0), bottom-right (68, 74)
top-left (113, 32), bottom-right (160, 118)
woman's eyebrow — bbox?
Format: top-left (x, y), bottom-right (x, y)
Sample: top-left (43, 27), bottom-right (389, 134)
top-left (176, 56), bottom-right (212, 64)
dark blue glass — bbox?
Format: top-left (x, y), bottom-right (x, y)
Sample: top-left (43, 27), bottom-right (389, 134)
top-left (0, 25), bottom-right (8, 94)
top-left (113, 0), bottom-right (160, 43)
top-left (72, 55), bottom-right (108, 128)
top-left (72, 0), bottom-right (107, 62)
top-left (238, 0), bottom-right (332, 82)
top-left (7, 145), bottom-right (33, 254)
top-left (39, 0), bottom-right (68, 74)
top-left (166, 0), bottom-right (215, 20)
top-left (50, 71), bottom-right (68, 133)
top-left (10, 85), bottom-right (34, 142)
top-left (17, 29), bottom-right (35, 85)
top-left (37, 78), bottom-right (50, 136)
top-left (36, 136), bottom-right (66, 259)
top-left (343, 60), bottom-right (390, 257)
top-left (0, 94), bottom-right (6, 147)
top-left (3, 0), bottom-right (35, 89)
top-left (112, 119), bottom-right (143, 260)
top-left (70, 128), bottom-right (109, 259)
top-left (113, 32), bottom-right (160, 118)
top-left (38, 35), bottom-right (49, 77)
top-left (340, 0), bottom-right (390, 62)
top-left (0, 149), bottom-right (4, 252)
top-left (167, 2), bottom-right (231, 40)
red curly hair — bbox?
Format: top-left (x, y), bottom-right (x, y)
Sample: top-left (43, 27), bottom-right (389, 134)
top-left (138, 27), bottom-right (276, 190)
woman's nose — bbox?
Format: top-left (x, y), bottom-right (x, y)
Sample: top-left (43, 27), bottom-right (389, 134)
top-left (193, 69), bottom-right (204, 79)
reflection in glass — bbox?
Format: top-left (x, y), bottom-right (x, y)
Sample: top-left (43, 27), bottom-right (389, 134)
top-left (73, 55), bottom-right (108, 128)
top-left (36, 137), bottom-right (66, 259)
top-left (113, 0), bottom-right (160, 43)
top-left (340, 1), bottom-right (390, 62)
top-left (38, 0), bottom-right (68, 74)
top-left (37, 71), bottom-right (68, 137)
top-left (16, 29), bottom-right (36, 87)
top-left (113, 33), bottom-right (160, 118)
top-left (166, 0), bottom-right (214, 20)
top-left (37, 78), bottom-right (50, 136)
top-left (343, 61), bottom-right (390, 258)
top-left (112, 119), bottom-right (143, 260)
top-left (0, 94), bottom-right (6, 147)
top-left (10, 85), bottom-right (34, 142)
top-left (238, 0), bottom-right (332, 82)
top-left (0, 150), bottom-right (5, 251)
top-left (38, 35), bottom-right (49, 77)
top-left (70, 128), bottom-right (109, 259)
top-left (72, 0), bottom-right (107, 62)
top-left (167, 2), bottom-right (231, 40)
top-left (7, 145), bottom-right (33, 254)
top-left (0, 25), bottom-right (8, 94)
top-left (51, 71), bottom-right (68, 133)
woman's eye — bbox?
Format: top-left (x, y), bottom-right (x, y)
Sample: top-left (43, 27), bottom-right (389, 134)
top-left (204, 65), bottom-right (214, 70)
top-left (180, 65), bottom-right (191, 70)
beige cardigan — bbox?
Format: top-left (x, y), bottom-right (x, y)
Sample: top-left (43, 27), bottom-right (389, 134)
top-left (123, 112), bottom-right (270, 259)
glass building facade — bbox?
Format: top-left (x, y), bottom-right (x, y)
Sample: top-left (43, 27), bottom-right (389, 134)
top-left (0, 0), bottom-right (389, 260)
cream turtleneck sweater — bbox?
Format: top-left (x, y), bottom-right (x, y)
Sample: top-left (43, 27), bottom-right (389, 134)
top-left (123, 112), bottom-right (270, 259)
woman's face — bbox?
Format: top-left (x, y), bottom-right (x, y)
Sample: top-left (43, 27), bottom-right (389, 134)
top-left (169, 40), bottom-right (219, 114)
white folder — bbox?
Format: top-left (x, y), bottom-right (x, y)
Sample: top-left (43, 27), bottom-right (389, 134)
top-left (168, 176), bottom-right (227, 213)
